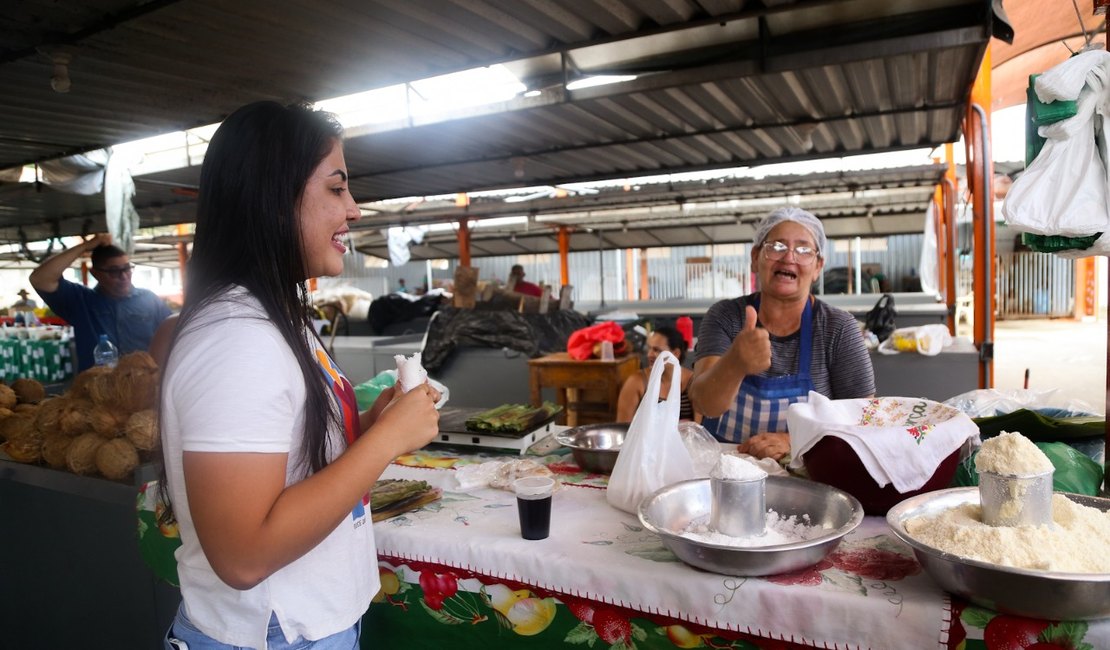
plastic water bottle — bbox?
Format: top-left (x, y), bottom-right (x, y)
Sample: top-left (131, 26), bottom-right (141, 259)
top-left (93, 334), bottom-right (119, 368)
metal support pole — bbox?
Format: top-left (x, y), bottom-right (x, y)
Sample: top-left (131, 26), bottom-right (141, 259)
top-left (558, 226), bottom-right (570, 287)
top-left (943, 177), bottom-right (958, 335)
top-left (970, 102), bottom-right (995, 389)
top-left (458, 218), bottom-right (471, 267)
top-left (597, 229), bottom-right (606, 309)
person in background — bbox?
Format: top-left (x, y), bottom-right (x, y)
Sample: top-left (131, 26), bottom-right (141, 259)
top-left (689, 207), bottom-right (874, 460)
top-left (617, 326), bottom-right (702, 424)
top-left (10, 289), bottom-right (37, 312)
top-left (29, 234), bottom-right (171, 370)
top-left (507, 264), bottom-right (543, 297)
top-left (159, 101), bottom-right (440, 650)
top-left (395, 278), bottom-right (408, 293)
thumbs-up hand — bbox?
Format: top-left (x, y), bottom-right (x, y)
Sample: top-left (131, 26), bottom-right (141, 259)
top-left (734, 305), bottom-right (771, 376)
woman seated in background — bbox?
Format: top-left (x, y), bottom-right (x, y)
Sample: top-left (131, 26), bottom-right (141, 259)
top-left (616, 326), bottom-right (702, 424)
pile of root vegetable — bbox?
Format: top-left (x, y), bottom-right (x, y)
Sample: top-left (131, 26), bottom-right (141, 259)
top-left (0, 351), bottom-right (160, 481)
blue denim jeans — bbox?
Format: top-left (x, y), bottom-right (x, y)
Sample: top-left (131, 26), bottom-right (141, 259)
top-left (164, 603), bottom-right (361, 650)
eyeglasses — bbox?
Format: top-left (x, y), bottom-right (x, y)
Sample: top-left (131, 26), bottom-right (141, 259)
top-left (94, 264), bottom-right (134, 278)
top-left (761, 240), bottom-right (818, 264)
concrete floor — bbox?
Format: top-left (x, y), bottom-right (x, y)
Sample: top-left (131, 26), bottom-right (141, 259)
top-left (992, 317), bottom-right (1107, 415)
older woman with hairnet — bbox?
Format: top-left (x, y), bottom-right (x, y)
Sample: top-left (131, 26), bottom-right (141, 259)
top-left (689, 207), bottom-right (875, 460)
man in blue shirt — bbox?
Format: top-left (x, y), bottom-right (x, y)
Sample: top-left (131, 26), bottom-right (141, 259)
top-left (30, 234), bottom-right (171, 370)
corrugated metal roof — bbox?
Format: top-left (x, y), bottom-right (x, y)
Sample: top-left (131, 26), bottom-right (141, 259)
top-left (351, 163), bottom-right (946, 261)
top-left (0, 0), bottom-right (989, 243)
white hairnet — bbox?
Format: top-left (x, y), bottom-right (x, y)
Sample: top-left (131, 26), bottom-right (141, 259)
top-left (753, 207), bottom-right (827, 258)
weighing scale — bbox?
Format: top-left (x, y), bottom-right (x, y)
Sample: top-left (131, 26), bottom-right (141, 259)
top-left (433, 406), bottom-right (562, 455)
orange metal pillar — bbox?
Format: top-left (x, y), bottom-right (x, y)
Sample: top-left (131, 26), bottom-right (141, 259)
top-left (175, 223), bottom-right (189, 292)
top-left (639, 248), bottom-right (649, 300)
top-left (943, 144), bottom-right (959, 335)
top-left (557, 226), bottom-right (570, 286)
top-left (458, 218), bottom-right (471, 267)
top-left (1076, 257), bottom-right (1097, 319)
top-left (966, 46), bottom-right (995, 388)
top-left (624, 249), bottom-right (636, 301)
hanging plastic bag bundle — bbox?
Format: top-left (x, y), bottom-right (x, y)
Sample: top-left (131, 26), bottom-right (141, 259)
top-left (1002, 50), bottom-right (1110, 240)
top-left (606, 351), bottom-right (698, 513)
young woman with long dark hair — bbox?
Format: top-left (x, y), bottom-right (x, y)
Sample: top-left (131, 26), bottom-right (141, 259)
top-left (160, 101), bottom-right (440, 649)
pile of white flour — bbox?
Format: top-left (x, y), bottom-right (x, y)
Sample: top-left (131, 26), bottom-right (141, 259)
top-left (975, 430), bottom-right (1054, 476)
top-left (905, 430), bottom-right (1110, 573)
top-left (710, 454), bottom-right (767, 481)
top-left (678, 512), bottom-right (832, 548)
top-left (905, 495), bottom-right (1110, 572)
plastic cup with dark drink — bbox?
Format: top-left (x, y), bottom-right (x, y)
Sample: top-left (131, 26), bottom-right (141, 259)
top-left (513, 476), bottom-right (554, 540)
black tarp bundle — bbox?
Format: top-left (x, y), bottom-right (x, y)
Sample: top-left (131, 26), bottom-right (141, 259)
top-left (421, 306), bottom-right (590, 370)
top-left (367, 294), bottom-right (443, 335)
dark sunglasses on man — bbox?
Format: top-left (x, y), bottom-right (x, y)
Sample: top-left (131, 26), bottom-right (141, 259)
top-left (95, 263), bottom-right (134, 278)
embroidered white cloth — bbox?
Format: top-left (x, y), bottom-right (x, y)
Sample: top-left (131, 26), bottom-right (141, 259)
top-left (787, 392), bottom-right (980, 493)
top-left (375, 463), bottom-right (953, 649)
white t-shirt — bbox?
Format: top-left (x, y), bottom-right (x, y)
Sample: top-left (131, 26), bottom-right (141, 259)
top-left (162, 287), bottom-right (377, 649)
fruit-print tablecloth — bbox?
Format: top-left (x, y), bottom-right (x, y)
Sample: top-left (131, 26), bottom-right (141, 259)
top-left (370, 463), bottom-right (951, 650)
top-left (134, 442), bottom-right (1110, 649)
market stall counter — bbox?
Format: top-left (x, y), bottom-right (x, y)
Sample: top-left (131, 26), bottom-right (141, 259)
top-left (0, 458), bottom-right (179, 649)
top-left (362, 445), bottom-right (1110, 650)
top-left (872, 336), bottom-right (980, 402)
top-left (117, 439), bottom-right (1110, 649)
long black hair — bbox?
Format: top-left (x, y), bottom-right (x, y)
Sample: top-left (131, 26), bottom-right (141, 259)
top-left (167, 101), bottom-right (344, 478)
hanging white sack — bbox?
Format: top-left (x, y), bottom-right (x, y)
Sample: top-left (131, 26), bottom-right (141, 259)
top-left (1033, 50), bottom-right (1110, 103)
top-left (1002, 88), bottom-right (1110, 237)
top-left (606, 351), bottom-right (696, 514)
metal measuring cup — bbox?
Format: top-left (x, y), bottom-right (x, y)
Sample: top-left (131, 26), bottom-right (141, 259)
top-left (978, 469), bottom-right (1054, 527)
top-left (710, 475), bottom-right (767, 537)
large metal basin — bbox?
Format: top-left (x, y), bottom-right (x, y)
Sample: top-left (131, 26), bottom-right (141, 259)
top-left (887, 487), bottom-right (1110, 621)
top-left (638, 476), bottom-right (863, 576)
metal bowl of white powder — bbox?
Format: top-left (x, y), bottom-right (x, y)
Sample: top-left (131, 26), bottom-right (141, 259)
top-left (637, 476), bottom-right (864, 576)
top-left (888, 487), bottom-right (1110, 620)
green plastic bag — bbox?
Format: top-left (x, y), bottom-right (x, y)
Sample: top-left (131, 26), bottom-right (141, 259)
top-left (353, 371), bottom-right (397, 411)
top-left (953, 441), bottom-right (1104, 496)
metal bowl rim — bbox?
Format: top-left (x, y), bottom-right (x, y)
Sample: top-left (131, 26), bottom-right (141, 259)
top-left (554, 423), bottom-right (627, 451)
top-left (887, 486), bottom-right (1110, 583)
top-left (637, 476), bottom-right (865, 552)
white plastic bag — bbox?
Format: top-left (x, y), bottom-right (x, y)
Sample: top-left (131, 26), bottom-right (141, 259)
top-left (677, 421), bottom-right (721, 476)
top-left (606, 351), bottom-right (697, 513)
top-left (1003, 54), bottom-right (1110, 238)
top-left (876, 324), bottom-right (951, 356)
top-left (943, 388), bottom-right (1101, 418)
top-left (1033, 49), bottom-right (1110, 103)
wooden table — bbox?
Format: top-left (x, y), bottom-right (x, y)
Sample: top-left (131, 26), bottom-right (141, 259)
top-left (527, 352), bottom-right (639, 426)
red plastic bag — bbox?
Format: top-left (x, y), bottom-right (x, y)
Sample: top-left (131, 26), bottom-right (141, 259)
top-left (566, 321), bottom-right (625, 360)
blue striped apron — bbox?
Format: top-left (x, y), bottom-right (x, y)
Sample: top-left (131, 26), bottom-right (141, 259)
top-left (711, 296), bottom-right (816, 443)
